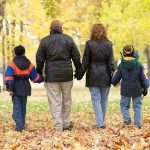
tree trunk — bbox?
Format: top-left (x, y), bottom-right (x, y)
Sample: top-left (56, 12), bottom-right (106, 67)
top-left (0, 0), bottom-right (6, 32)
top-left (6, 19), bottom-right (11, 64)
top-left (11, 20), bottom-right (16, 57)
top-left (2, 29), bottom-right (6, 90)
top-left (144, 45), bottom-right (150, 79)
top-left (20, 20), bottom-right (23, 43)
top-left (0, 0), bottom-right (6, 91)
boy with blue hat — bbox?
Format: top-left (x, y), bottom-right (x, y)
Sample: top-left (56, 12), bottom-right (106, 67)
top-left (5, 45), bottom-right (44, 131)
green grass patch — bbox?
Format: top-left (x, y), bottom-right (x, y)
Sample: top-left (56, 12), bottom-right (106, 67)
top-left (0, 98), bottom-right (149, 113)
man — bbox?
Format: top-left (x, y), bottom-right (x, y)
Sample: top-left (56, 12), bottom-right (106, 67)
top-left (36, 20), bottom-right (81, 131)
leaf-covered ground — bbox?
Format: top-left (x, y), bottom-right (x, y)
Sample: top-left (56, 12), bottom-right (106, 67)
top-left (0, 86), bottom-right (150, 150)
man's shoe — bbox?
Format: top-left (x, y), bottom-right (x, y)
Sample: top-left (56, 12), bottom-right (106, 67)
top-left (63, 121), bottom-right (74, 131)
top-left (124, 119), bottom-right (131, 126)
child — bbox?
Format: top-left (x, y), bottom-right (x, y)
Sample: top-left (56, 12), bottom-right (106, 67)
top-left (111, 45), bottom-right (149, 129)
top-left (4, 45), bottom-right (44, 132)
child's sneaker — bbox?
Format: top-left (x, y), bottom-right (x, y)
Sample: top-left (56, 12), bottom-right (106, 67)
top-left (15, 128), bottom-right (23, 132)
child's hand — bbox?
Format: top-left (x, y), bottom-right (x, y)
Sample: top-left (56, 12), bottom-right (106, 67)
top-left (37, 75), bottom-right (44, 83)
top-left (143, 89), bottom-right (148, 96)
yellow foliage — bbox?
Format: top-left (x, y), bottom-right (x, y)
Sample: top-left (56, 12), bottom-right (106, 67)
top-left (1, 0), bottom-right (150, 62)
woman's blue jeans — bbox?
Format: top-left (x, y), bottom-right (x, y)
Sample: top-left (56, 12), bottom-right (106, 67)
top-left (89, 87), bottom-right (110, 127)
top-left (120, 95), bottom-right (142, 127)
top-left (12, 95), bottom-right (27, 131)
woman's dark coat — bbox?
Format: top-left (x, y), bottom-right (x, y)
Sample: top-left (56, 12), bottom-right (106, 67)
top-left (80, 40), bottom-right (114, 87)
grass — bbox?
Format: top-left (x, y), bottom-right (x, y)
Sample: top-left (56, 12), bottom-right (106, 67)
top-left (0, 96), bottom-right (150, 113)
top-left (0, 84), bottom-right (150, 120)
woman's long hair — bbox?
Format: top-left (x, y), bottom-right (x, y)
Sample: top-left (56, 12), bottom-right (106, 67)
top-left (90, 23), bottom-right (108, 42)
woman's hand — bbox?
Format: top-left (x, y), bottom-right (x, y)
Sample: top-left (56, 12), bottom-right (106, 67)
top-left (74, 69), bottom-right (83, 80)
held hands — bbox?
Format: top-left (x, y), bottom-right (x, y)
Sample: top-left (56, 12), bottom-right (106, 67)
top-left (40, 75), bottom-right (45, 83)
top-left (74, 70), bottom-right (82, 80)
top-left (36, 68), bottom-right (43, 76)
top-left (9, 91), bottom-right (14, 96)
top-left (110, 66), bottom-right (115, 73)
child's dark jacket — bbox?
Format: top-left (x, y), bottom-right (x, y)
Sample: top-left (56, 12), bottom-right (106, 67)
top-left (5, 56), bottom-right (43, 96)
top-left (111, 56), bottom-right (149, 97)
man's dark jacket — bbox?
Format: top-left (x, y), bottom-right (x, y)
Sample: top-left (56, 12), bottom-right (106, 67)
top-left (80, 40), bottom-right (114, 87)
top-left (36, 31), bottom-right (81, 82)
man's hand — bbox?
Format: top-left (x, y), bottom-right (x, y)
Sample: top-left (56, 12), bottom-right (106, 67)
top-left (74, 70), bottom-right (82, 80)
top-left (36, 68), bottom-right (43, 76)
top-left (143, 89), bottom-right (148, 96)
top-left (9, 91), bottom-right (14, 96)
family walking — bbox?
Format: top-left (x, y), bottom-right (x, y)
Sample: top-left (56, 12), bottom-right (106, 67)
top-left (4, 20), bottom-right (149, 132)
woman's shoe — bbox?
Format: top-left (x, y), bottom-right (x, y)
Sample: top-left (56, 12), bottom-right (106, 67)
top-left (97, 126), bottom-right (106, 129)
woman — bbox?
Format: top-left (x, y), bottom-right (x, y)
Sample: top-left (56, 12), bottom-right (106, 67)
top-left (78, 23), bottom-right (114, 128)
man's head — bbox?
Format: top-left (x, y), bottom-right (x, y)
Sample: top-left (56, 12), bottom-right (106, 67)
top-left (50, 20), bottom-right (62, 31)
top-left (14, 45), bottom-right (25, 56)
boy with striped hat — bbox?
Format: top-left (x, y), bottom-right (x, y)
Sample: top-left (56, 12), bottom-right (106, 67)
top-left (111, 45), bottom-right (149, 129)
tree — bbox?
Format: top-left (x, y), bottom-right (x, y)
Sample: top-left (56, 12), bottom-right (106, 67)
top-left (41, 0), bottom-right (61, 18)
top-left (0, 0), bottom-right (6, 90)
top-left (0, 0), bottom-right (48, 90)
top-left (41, 0), bottom-right (114, 53)
top-left (4, 0), bottom-right (48, 59)
top-left (99, 0), bottom-right (150, 59)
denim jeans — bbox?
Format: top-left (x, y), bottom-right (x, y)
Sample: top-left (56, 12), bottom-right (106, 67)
top-left (120, 95), bottom-right (142, 127)
top-left (12, 95), bottom-right (27, 131)
top-left (89, 87), bottom-right (110, 127)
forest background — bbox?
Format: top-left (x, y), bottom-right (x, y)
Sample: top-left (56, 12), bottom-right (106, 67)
top-left (0, 0), bottom-right (150, 89)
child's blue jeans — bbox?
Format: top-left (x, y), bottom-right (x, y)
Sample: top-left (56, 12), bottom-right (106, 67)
top-left (120, 95), bottom-right (142, 127)
top-left (89, 87), bottom-right (110, 127)
top-left (12, 95), bottom-right (27, 131)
